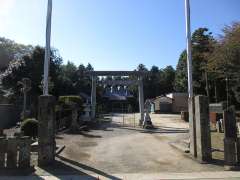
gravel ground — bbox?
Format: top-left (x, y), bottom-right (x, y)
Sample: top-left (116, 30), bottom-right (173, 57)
top-left (54, 113), bottom-right (224, 174)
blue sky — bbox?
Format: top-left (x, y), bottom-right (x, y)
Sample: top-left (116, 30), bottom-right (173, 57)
top-left (0, 0), bottom-right (239, 70)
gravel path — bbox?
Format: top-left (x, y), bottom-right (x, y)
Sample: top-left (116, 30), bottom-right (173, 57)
top-left (55, 113), bottom-right (224, 174)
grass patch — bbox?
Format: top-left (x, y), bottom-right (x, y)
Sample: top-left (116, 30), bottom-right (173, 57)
top-left (211, 132), bottom-right (224, 161)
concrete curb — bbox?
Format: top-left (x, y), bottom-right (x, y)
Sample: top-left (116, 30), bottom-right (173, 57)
top-left (1, 171), bottom-right (240, 180)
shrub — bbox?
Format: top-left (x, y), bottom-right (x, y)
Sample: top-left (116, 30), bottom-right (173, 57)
top-left (58, 96), bottom-right (84, 128)
top-left (59, 96), bottom-right (83, 105)
top-left (58, 95), bottom-right (83, 111)
top-left (21, 118), bottom-right (38, 138)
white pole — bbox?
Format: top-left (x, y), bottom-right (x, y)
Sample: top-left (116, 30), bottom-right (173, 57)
top-left (185, 0), bottom-right (193, 98)
top-left (185, 0), bottom-right (196, 157)
top-left (43, 0), bottom-right (52, 95)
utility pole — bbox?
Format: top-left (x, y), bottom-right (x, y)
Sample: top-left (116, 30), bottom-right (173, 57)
top-left (185, 0), bottom-right (193, 99)
top-left (205, 71), bottom-right (209, 98)
top-left (214, 80), bottom-right (218, 103)
top-left (225, 77), bottom-right (229, 109)
top-left (43, 0), bottom-right (52, 95)
top-left (185, 0), bottom-right (196, 157)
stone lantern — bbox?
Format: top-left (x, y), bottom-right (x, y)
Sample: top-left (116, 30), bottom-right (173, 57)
top-left (81, 101), bottom-right (91, 121)
top-left (18, 78), bottom-right (31, 120)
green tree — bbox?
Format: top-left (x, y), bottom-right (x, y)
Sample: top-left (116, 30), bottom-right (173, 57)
top-left (174, 28), bottom-right (215, 97)
top-left (1, 46), bottom-right (62, 103)
top-left (160, 66), bottom-right (175, 94)
top-left (56, 61), bottom-right (78, 95)
top-left (174, 51), bottom-right (188, 92)
top-left (147, 66), bottom-right (160, 98)
top-left (76, 63), bottom-right (93, 95)
top-left (0, 37), bottom-right (32, 71)
top-left (208, 22), bottom-right (240, 105)
top-left (137, 64), bottom-right (148, 72)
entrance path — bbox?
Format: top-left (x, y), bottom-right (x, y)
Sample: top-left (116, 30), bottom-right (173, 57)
top-left (53, 113), bottom-right (226, 175)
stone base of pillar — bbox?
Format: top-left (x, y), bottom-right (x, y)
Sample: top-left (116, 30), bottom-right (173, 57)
top-left (38, 95), bottom-right (56, 166)
top-left (143, 112), bottom-right (153, 129)
top-left (237, 137), bottom-right (240, 164)
top-left (224, 138), bottom-right (237, 166)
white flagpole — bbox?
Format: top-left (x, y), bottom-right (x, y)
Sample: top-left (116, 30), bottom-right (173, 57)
top-left (185, 0), bottom-right (193, 98)
top-left (43, 0), bottom-right (52, 95)
top-left (185, 0), bottom-right (196, 157)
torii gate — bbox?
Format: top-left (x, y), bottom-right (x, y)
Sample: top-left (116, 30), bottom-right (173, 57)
top-left (41, 0), bottom-right (197, 163)
top-left (86, 71), bottom-right (147, 125)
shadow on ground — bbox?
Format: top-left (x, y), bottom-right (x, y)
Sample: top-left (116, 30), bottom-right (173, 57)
top-left (108, 122), bottom-right (189, 134)
top-left (47, 155), bottom-right (122, 180)
top-left (0, 167), bottom-right (36, 177)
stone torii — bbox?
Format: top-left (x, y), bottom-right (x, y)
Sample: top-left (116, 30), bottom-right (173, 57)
top-left (86, 71), bottom-right (147, 125)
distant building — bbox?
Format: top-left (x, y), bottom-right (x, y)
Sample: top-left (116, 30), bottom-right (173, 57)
top-left (152, 93), bottom-right (188, 113)
top-left (209, 102), bottom-right (226, 127)
top-left (102, 86), bottom-right (134, 113)
top-left (166, 93), bottom-right (188, 113)
top-left (153, 96), bottom-right (173, 113)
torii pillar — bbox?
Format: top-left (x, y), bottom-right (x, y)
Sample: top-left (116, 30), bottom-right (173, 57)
top-left (91, 75), bottom-right (97, 119)
top-left (138, 76), bottom-right (144, 125)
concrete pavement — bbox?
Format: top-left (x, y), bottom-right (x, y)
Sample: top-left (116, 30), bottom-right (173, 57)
top-left (1, 171), bottom-right (240, 180)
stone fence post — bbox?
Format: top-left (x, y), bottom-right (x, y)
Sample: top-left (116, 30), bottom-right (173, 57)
top-left (38, 95), bottom-right (56, 166)
top-left (195, 95), bottom-right (212, 162)
top-left (0, 136), bottom-right (32, 169)
top-left (7, 137), bottom-right (18, 168)
top-left (223, 106), bottom-right (237, 167)
top-left (18, 136), bottom-right (31, 168)
top-left (0, 137), bottom-right (6, 168)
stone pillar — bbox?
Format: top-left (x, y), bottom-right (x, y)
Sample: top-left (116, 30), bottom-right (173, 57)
top-left (91, 76), bottom-right (97, 119)
top-left (195, 95), bottom-right (212, 162)
top-left (224, 138), bottom-right (236, 167)
top-left (70, 104), bottom-right (79, 133)
top-left (38, 95), bottom-right (56, 166)
top-left (138, 76), bottom-right (144, 125)
top-left (189, 97), bottom-right (197, 157)
top-left (7, 137), bottom-right (18, 168)
top-left (18, 136), bottom-right (31, 168)
top-left (223, 106), bottom-right (237, 166)
top-left (0, 137), bottom-right (6, 168)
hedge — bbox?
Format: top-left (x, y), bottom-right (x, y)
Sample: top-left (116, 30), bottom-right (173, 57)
top-left (58, 96), bottom-right (83, 107)
top-left (21, 118), bottom-right (38, 138)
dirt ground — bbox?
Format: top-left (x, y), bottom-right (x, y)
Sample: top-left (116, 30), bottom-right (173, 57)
top-left (55, 113), bottom-right (225, 174)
